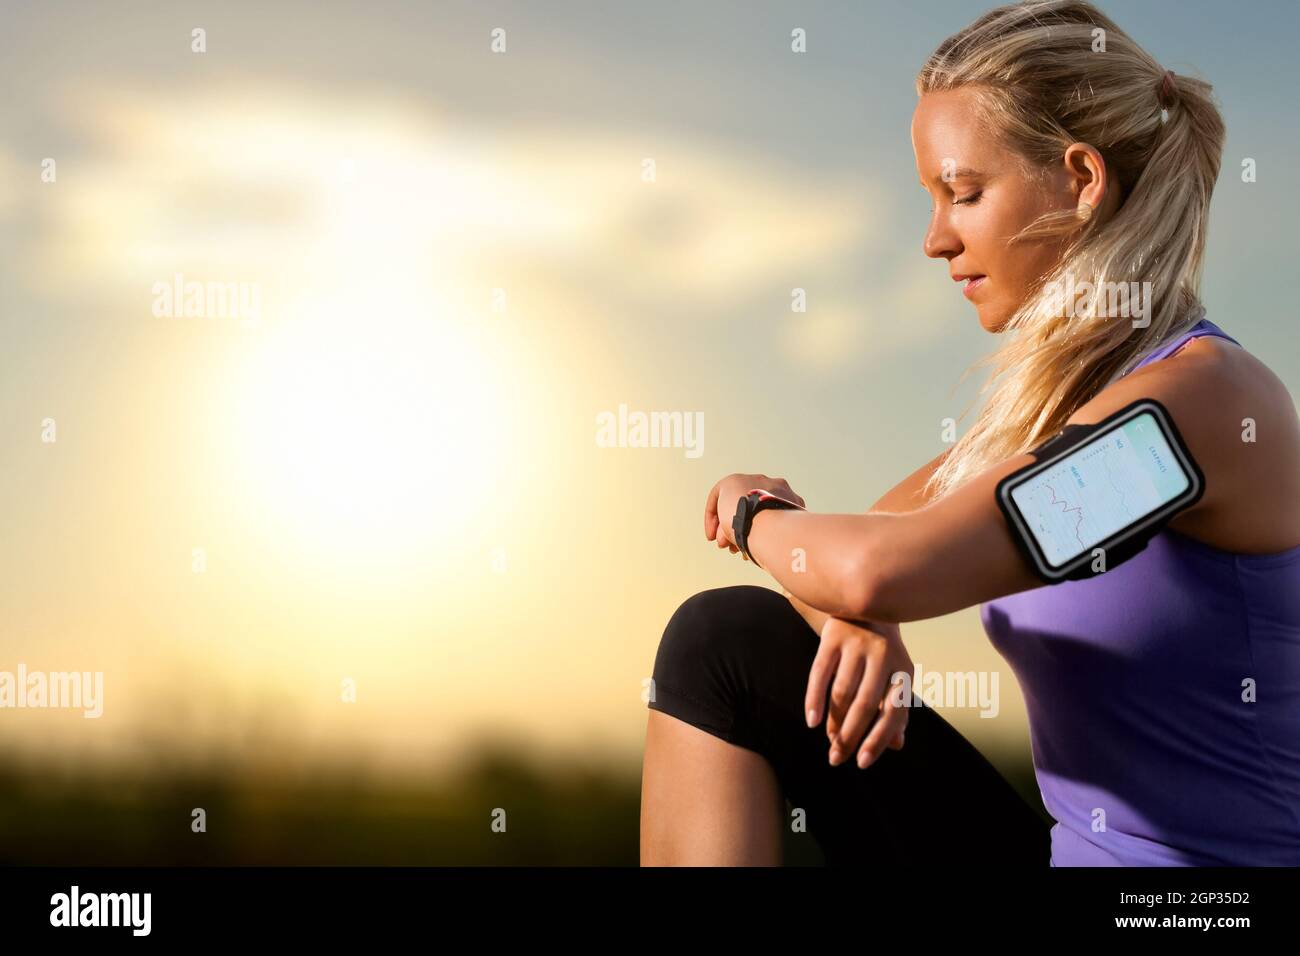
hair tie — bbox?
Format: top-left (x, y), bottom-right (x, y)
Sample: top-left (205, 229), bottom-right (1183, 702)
top-left (1157, 69), bottom-right (1178, 109)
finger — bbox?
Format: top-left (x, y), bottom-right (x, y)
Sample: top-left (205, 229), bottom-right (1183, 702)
top-left (858, 701), bottom-right (907, 768)
top-left (834, 650), bottom-right (888, 759)
top-left (704, 482), bottom-right (721, 540)
top-left (777, 483), bottom-right (806, 509)
top-left (879, 672), bottom-right (913, 743)
top-left (888, 692), bottom-right (910, 749)
top-left (878, 681), bottom-right (909, 754)
top-left (826, 653), bottom-right (865, 761)
top-left (803, 641), bottom-right (840, 729)
top-left (858, 679), bottom-right (911, 768)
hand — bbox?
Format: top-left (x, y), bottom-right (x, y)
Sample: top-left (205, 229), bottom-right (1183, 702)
top-left (704, 473), bottom-right (806, 555)
top-left (805, 615), bottom-right (911, 768)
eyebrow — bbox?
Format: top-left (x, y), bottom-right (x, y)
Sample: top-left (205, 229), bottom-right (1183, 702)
top-left (919, 166), bottom-right (985, 188)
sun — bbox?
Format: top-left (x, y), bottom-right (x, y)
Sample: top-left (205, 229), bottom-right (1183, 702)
top-left (229, 282), bottom-right (510, 571)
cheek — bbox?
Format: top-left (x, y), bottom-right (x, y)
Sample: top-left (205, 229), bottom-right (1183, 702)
top-left (958, 205), bottom-right (1018, 277)
top-left (980, 208), bottom-right (1057, 292)
top-left (981, 204), bottom-right (1033, 267)
top-left (989, 197), bottom-right (1064, 285)
top-left (1003, 244), bottom-right (1063, 298)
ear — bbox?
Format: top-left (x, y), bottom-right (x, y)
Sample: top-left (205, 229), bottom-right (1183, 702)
top-left (1061, 142), bottom-right (1111, 211)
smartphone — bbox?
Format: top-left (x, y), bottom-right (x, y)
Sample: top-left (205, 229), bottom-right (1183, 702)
top-left (995, 398), bottom-right (1205, 581)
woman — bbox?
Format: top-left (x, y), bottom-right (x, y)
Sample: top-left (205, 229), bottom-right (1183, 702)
top-left (640, 0), bottom-right (1300, 867)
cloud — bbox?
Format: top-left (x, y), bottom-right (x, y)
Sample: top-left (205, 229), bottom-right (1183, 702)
top-left (14, 82), bottom-right (879, 325)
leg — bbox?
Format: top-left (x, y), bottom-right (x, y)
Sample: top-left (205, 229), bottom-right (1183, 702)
top-left (640, 709), bottom-right (785, 865)
top-left (641, 585), bottom-right (1051, 866)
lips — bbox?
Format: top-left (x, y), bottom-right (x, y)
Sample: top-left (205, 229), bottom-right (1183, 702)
top-left (954, 274), bottom-right (987, 299)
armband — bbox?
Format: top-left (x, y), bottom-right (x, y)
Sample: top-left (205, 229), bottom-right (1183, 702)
top-left (995, 398), bottom-right (1205, 582)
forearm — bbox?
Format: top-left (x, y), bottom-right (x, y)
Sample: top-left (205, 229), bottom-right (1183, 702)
top-left (747, 508), bottom-right (886, 619)
top-left (784, 586), bottom-right (888, 632)
top-left (767, 450), bottom-right (949, 626)
top-left (782, 588), bottom-right (830, 634)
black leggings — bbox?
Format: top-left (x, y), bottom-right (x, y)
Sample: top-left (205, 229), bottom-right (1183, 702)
top-left (648, 585), bottom-right (1052, 866)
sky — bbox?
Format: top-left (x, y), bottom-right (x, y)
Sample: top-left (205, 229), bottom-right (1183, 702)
top-left (1, 0), bottom-right (1297, 776)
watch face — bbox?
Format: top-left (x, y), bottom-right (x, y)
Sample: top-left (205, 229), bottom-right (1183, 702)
top-left (732, 491), bottom-right (801, 565)
top-left (732, 496), bottom-right (748, 541)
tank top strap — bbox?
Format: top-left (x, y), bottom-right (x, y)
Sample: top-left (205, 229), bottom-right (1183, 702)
top-left (1121, 311), bottom-right (1241, 379)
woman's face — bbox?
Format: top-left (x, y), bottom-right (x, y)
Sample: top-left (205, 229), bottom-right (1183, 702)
top-left (911, 87), bottom-right (1089, 333)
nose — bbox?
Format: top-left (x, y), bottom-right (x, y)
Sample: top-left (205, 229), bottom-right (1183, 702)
top-left (922, 205), bottom-right (961, 261)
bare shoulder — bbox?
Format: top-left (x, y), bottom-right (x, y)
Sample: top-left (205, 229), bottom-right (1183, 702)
top-left (868, 446), bottom-right (954, 515)
top-left (1067, 335), bottom-right (1300, 553)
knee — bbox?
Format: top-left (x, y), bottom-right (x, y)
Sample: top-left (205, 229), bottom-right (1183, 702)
top-left (658, 584), bottom-right (758, 652)
top-left (652, 585), bottom-right (786, 689)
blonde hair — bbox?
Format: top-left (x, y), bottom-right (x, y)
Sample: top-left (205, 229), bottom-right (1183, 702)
top-left (917, 0), bottom-right (1226, 501)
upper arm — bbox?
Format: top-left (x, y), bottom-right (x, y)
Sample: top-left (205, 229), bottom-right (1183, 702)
top-left (856, 339), bottom-right (1282, 623)
top-left (1066, 338), bottom-right (1300, 548)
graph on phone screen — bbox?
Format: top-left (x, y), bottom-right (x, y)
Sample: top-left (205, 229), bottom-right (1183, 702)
top-left (1009, 411), bottom-right (1190, 567)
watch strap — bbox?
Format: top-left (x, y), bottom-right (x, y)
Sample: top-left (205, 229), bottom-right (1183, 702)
top-left (732, 489), bottom-right (801, 569)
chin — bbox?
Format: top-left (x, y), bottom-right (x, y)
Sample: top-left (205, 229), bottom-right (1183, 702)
top-left (977, 309), bottom-right (1009, 333)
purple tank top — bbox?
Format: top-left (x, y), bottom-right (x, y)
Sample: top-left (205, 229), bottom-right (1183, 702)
top-left (980, 316), bottom-right (1300, 866)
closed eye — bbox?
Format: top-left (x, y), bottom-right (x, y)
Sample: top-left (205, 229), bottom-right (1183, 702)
top-left (953, 190), bottom-right (983, 206)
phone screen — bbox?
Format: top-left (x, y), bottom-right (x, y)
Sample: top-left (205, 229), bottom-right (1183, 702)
top-left (1006, 410), bottom-right (1192, 569)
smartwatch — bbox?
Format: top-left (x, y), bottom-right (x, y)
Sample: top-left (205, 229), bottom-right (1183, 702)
top-left (732, 489), bottom-right (803, 569)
